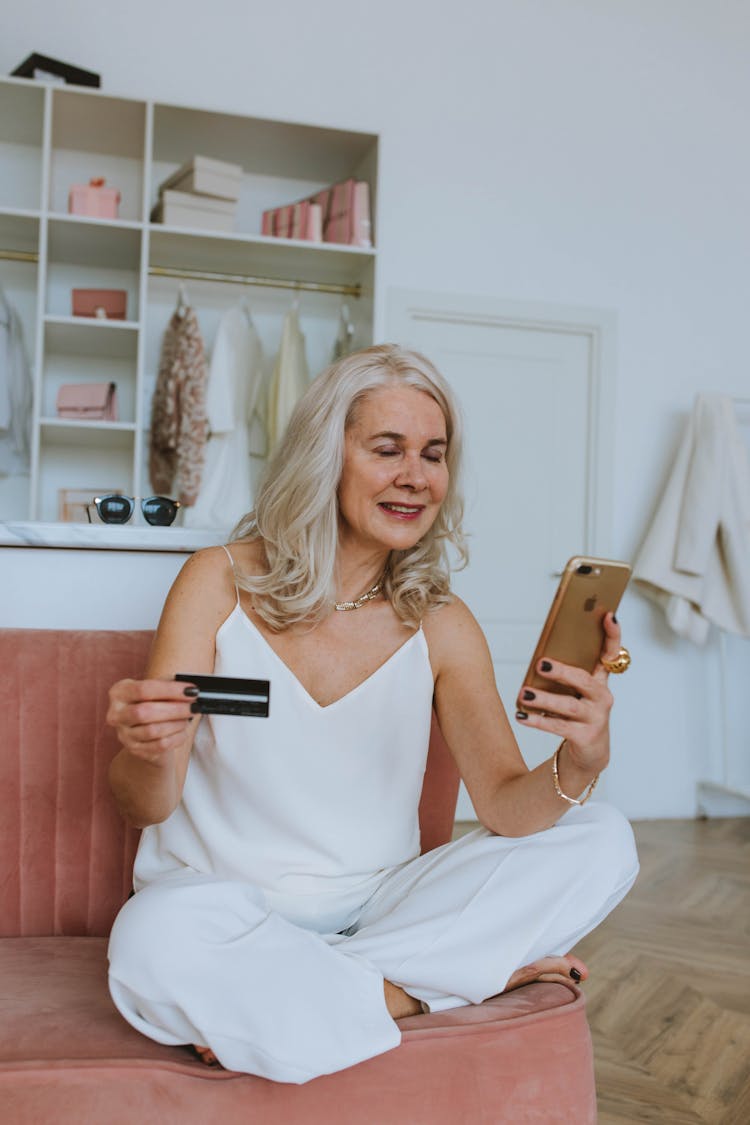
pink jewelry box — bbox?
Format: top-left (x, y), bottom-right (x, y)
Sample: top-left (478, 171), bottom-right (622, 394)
top-left (68, 178), bottom-right (121, 219)
top-left (72, 289), bottom-right (127, 320)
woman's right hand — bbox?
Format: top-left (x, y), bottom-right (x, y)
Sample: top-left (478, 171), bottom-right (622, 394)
top-left (107, 678), bottom-right (199, 765)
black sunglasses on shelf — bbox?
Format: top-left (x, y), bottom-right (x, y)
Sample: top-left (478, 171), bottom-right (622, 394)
top-left (88, 495), bottom-right (182, 527)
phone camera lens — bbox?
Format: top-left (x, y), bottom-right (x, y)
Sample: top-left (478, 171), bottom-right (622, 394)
top-left (577, 565), bottom-right (593, 575)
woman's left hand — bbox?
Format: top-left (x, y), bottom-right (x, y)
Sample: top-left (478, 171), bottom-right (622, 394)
top-left (515, 612), bottom-right (624, 774)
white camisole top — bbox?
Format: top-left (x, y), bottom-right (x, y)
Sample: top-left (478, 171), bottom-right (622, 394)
top-left (133, 558), bottom-right (435, 931)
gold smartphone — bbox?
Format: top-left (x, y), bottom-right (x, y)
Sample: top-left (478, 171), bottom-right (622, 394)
top-left (521, 557), bottom-right (632, 698)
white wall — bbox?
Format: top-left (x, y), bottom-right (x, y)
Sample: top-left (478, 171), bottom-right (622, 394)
top-left (2, 0), bottom-right (749, 819)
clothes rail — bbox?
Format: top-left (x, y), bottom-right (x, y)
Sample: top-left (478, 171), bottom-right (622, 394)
top-left (0, 249), bottom-right (362, 298)
top-left (149, 265), bottom-right (362, 298)
top-left (0, 249), bottom-right (38, 263)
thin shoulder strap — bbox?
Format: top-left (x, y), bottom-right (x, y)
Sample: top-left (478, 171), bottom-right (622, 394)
top-left (221, 543), bottom-right (241, 607)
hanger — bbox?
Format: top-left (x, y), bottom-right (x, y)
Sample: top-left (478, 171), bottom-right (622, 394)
top-left (340, 302), bottom-right (354, 345)
top-left (175, 283), bottom-right (189, 318)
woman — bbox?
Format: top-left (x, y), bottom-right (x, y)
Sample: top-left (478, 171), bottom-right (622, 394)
top-left (107, 344), bottom-right (638, 1083)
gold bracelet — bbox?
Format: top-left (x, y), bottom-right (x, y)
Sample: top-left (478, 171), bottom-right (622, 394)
top-left (552, 743), bottom-right (599, 806)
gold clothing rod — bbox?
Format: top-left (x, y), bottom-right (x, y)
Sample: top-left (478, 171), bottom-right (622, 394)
top-left (0, 249), bottom-right (38, 263)
top-left (149, 264), bottom-right (362, 298)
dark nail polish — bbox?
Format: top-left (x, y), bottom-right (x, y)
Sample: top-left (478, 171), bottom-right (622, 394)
top-left (515, 710), bottom-right (528, 721)
top-left (612, 614), bottom-right (618, 624)
top-left (570, 967), bottom-right (582, 982)
top-left (540, 660), bottom-right (552, 673)
top-left (522, 689), bottom-right (536, 701)
top-left (183, 686), bottom-right (200, 697)
top-left (189, 702), bottom-right (200, 714)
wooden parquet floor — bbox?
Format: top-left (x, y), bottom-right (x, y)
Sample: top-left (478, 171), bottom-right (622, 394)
top-left (573, 817), bottom-right (750, 1124)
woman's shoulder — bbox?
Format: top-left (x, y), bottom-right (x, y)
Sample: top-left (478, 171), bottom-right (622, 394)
top-left (422, 594), bottom-right (486, 653)
top-left (175, 538), bottom-right (264, 580)
top-left (422, 595), bottom-right (494, 683)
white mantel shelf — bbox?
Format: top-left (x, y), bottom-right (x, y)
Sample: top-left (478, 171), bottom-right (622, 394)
top-left (0, 521), bottom-right (226, 552)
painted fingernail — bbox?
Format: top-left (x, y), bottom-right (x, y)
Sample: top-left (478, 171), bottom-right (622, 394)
top-left (570, 967), bottom-right (582, 982)
top-left (183, 686), bottom-right (200, 697)
top-left (540, 660), bottom-right (553, 673)
top-left (189, 702), bottom-right (201, 713)
top-left (612, 614), bottom-right (618, 624)
top-left (522, 690), bottom-right (536, 701)
top-left (515, 710), bottom-right (528, 721)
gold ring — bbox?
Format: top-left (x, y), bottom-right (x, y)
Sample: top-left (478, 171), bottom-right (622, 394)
top-left (601, 647), bottom-right (631, 674)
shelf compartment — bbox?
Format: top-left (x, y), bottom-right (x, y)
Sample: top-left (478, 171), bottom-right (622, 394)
top-left (151, 103), bottom-right (377, 242)
top-left (46, 218), bottom-right (141, 321)
top-left (0, 80), bottom-right (45, 212)
top-left (47, 217), bottom-right (142, 268)
top-left (41, 358), bottom-right (137, 425)
top-left (44, 316), bottom-right (139, 359)
top-left (49, 88), bottom-right (146, 222)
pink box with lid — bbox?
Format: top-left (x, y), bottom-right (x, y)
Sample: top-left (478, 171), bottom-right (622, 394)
top-left (68, 178), bottom-right (121, 219)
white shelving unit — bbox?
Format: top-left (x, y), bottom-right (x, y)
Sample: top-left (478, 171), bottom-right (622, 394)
top-left (0, 75), bottom-right (378, 545)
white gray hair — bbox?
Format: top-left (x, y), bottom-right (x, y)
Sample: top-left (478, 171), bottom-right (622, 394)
top-left (231, 343), bottom-right (468, 629)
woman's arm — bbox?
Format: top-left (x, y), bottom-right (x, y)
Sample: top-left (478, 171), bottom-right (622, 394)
top-left (425, 597), bottom-right (621, 837)
top-left (107, 546), bottom-right (236, 828)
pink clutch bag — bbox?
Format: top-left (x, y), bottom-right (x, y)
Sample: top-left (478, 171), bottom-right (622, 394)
top-left (72, 289), bottom-right (127, 319)
top-left (56, 382), bottom-right (118, 422)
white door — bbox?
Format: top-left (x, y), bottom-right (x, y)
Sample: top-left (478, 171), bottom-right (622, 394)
top-left (387, 289), bottom-right (616, 816)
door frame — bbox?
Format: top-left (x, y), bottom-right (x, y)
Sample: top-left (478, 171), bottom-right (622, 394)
top-left (386, 287), bottom-right (618, 556)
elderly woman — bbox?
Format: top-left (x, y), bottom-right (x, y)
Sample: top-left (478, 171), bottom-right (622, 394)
top-left (107, 344), bottom-right (638, 1083)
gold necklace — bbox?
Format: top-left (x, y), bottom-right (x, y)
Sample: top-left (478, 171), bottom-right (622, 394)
top-left (334, 581), bottom-right (382, 612)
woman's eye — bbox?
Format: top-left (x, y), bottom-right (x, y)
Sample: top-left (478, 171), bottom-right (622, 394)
top-left (376, 448), bottom-right (400, 457)
top-left (423, 452), bottom-right (444, 463)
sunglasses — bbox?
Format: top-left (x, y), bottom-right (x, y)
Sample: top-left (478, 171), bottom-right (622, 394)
top-left (89, 494), bottom-right (182, 526)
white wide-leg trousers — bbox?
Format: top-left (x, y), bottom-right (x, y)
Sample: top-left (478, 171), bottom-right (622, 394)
top-left (108, 801), bottom-right (638, 1083)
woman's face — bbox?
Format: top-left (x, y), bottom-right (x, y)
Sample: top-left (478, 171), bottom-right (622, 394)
top-left (338, 384), bottom-right (449, 555)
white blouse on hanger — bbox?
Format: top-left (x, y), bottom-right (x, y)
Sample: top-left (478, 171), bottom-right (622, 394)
top-left (184, 302), bottom-right (264, 530)
top-left (266, 303), bottom-right (309, 454)
top-left (0, 287), bottom-right (32, 477)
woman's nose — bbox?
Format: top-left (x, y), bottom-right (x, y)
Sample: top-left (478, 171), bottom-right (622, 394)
top-left (395, 453), bottom-right (427, 489)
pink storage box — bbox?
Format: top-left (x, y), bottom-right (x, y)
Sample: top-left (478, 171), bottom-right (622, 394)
top-left (72, 289), bottom-right (127, 320)
top-left (68, 178), bottom-right (121, 219)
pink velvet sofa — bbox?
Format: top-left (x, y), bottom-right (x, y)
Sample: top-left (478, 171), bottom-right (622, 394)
top-left (0, 628), bottom-right (597, 1124)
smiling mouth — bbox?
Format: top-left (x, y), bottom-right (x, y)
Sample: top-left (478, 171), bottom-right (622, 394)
top-left (379, 502), bottom-right (425, 519)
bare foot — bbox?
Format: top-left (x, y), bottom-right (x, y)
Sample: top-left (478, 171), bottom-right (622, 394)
top-left (504, 953), bottom-right (588, 992)
top-left (193, 1044), bottom-right (220, 1066)
top-left (384, 979), bottom-right (423, 1020)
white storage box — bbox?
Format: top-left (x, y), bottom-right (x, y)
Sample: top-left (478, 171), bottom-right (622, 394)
top-left (151, 189), bottom-right (236, 232)
top-left (159, 155), bottom-right (243, 201)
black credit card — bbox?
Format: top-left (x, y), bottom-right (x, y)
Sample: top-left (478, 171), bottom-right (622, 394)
top-left (175, 673), bottom-right (270, 717)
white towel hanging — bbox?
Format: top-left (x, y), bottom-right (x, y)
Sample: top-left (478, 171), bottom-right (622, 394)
top-left (633, 393), bottom-right (750, 642)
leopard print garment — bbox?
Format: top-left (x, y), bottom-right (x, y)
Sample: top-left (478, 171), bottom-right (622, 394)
top-left (149, 307), bottom-right (209, 507)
